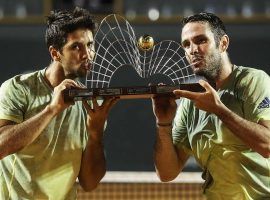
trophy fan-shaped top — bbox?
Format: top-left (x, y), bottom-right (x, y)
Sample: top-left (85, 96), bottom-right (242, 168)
top-left (86, 14), bottom-right (198, 89)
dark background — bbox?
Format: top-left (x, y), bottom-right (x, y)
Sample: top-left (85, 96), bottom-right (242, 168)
top-left (0, 0), bottom-right (269, 172)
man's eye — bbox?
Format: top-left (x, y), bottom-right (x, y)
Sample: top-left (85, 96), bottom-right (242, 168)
top-left (198, 39), bottom-right (207, 44)
top-left (182, 43), bottom-right (190, 49)
top-left (72, 45), bottom-right (80, 50)
top-left (87, 43), bottom-right (94, 49)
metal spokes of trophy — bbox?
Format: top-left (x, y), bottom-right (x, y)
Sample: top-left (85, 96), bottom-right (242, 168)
top-left (64, 14), bottom-right (204, 101)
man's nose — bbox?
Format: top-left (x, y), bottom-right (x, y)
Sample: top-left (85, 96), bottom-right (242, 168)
top-left (83, 46), bottom-right (95, 60)
top-left (190, 43), bottom-right (199, 55)
top-left (89, 48), bottom-right (95, 60)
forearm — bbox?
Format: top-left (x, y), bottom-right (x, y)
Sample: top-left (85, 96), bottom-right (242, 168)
top-left (78, 131), bottom-right (106, 192)
top-left (0, 105), bottom-right (58, 159)
top-left (154, 126), bottom-right (187, 182)
top-left (217, 105), bottom-right (270, 157)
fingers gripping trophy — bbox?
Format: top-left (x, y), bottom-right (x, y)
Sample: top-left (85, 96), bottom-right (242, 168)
top-left (64, 14), bottom-right (204, 101)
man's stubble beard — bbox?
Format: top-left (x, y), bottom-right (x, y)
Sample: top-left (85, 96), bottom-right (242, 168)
top-left (196, 50), bottom-right (222, 82)
top-left (64, 67), bottom-right (87, 80)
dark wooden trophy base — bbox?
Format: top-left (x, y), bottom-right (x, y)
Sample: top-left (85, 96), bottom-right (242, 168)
top-left (63, 83), bottom-right (204, 102)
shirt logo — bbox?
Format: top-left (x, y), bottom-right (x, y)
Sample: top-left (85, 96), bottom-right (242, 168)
top-left (257, 97), bottom-right (270, 109)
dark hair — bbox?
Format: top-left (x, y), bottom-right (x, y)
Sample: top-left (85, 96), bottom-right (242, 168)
top-left (182, 12), bottom-right (226, 46)
top-left (45, 7), bottom-right (96, 51)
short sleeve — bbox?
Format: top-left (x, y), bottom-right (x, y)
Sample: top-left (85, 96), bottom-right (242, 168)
top-left (0, 78), bottom-right (28, 123)
top-left (172, 99), bottom-right (191, 151)
top-left (239, 70), bottom-right (270, 122)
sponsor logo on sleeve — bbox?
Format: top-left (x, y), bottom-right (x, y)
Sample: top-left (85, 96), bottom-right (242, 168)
top-left (257, 97), bottom-right (270, 109)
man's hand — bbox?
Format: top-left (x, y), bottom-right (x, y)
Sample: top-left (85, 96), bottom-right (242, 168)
top-left (173, 80), bottom-right (225, 115)
top-left (49, 79), bottom-right (80, 115)
top-left (83, 97), bottom-right (119, 138)
top-left (151, 95), bottom-right (177, 124)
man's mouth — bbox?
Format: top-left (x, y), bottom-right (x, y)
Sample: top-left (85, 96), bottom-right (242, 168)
top-left (82, 61), bottom-right (92, 71)
top-left (191, 57), bottom-right (204, 67)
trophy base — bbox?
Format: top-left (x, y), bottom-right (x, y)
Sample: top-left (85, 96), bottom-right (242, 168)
top-left (63, 83), bottom-right (204, 102)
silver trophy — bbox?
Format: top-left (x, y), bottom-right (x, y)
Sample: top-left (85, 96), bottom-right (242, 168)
top-left (64, 14), bottom-right (204, 101)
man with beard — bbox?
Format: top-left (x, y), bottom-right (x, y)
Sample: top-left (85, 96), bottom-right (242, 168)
top-left (152, 12), bottom-right (270, 199)
top-left (0, 7), bottom-right (118, 199)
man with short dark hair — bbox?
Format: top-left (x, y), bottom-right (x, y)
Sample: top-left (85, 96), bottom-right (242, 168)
top-left (0, 7), bottom-right (118, 199)
top-left (152, 12), bottom-right (270, 199)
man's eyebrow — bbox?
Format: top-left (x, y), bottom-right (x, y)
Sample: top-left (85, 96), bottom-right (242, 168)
top-left (181, 34), bottom-right (207, 44)
top-left (68, 40), bottom-right (93, 46)
top-left (193, 34), bottom-right (207, 39)
top-left (67, 41), bottom-right (80, 47)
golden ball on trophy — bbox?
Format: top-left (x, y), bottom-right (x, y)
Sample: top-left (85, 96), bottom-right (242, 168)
top-left (138, 35), bottom-right (154, 51)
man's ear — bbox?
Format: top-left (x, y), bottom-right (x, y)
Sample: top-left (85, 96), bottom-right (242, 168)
top-left (49, 46), bottom-right (61, 61)
top-left (219, 35), bottom-right (229, 52)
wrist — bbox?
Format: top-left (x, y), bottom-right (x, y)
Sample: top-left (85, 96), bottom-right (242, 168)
top-left (215, 104), bottom-right (230, 119)
top-left (156, 121), bottom-right (173, 127)
top-left (89, 131), bottom-right (104, 144)
top-left (45, 104), bottom-right (59, 117)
